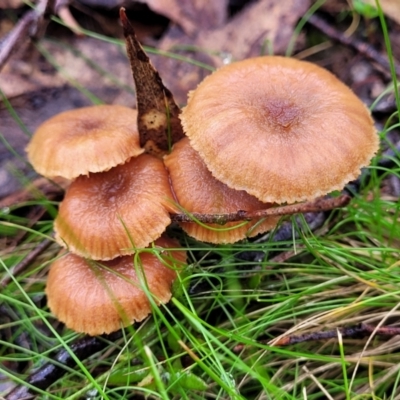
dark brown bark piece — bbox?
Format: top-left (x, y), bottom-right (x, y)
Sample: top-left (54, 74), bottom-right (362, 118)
top-left (120, 8), bottom-right (184, 157)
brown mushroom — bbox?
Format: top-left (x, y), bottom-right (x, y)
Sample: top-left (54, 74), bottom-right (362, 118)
top-left (46, 237), bottom-right (186, 335)
top-left (26, 105), bottom-right (144, 179)
top-left (180, 56), bottom-right (379, 204)
top-left (164, 137), bottom-right (279, 243)
top-left (54, 154), bottom-right (177, 260)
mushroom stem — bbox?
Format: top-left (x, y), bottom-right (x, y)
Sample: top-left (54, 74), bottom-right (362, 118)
top-left (170, 194), bottom-right (351, 224)
top-left (120, 8), bottom-right (185, 157)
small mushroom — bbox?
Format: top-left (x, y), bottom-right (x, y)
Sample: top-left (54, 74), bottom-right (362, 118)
top-left (54, 154), bottom-right (177, 260)
top-left (46, 237), bottom-right (186, 335)
top-left (180, 56), bottom-right (379, 204)
top-left (164, 137), bottom-right (279, 243)
top-left (26, 105), bottom-right (144, 180)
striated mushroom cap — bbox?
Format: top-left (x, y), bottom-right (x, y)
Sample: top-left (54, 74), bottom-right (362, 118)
top-left (27, 105), bottom-right (144, 179)
top-left (54, 154), bottom-right (176, 260)
top-left (46, 237), bottom-right (186, 335)
top-left (181, 56), bottom-right (379, 204)
top-left (164, 137), bottom-right (279, 243)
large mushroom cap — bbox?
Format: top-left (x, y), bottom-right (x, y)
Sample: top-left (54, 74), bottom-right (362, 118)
top-left (164, 137), bottom-right (279, 243)
top-left (181, 56), bottom-right (379, 204)
top-left (54, 154), bottom-right (176, 260)
top-left (26, 105), bottom-right (144, 179)
top-left (46, 237), bottom-right (186, 335)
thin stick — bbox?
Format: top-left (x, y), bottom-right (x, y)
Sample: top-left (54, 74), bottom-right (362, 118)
top-left (307, 13), bottom-right (400, 77)
top-left (233, 323), bottom-right (400, 351)
top-left (273, 323), bottom-right (400, 346)
top-left (170, 195), bottom-right (351, 224)
top-left (0, 0), bottom-right (55, 71)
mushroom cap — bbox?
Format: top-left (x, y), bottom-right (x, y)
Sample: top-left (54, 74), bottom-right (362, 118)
top-left (26, 105), bottom-right (144, 179)
top-left (164, 137), bottom-right (279, 243)
top-left (54, 154), bottom-right (176, 260)
top-left (46, 237), bottom-right (186, 335)
top-left (180, 56), bottom-right (379, 204)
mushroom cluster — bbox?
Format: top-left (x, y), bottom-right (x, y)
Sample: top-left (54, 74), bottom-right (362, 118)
top-left (27, 55), bottom-right (379, 335)
top-left (27, 104), bottom-right (186, 335)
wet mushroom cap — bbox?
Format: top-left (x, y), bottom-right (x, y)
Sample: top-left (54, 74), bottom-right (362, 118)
top-left (26, 105), bottom-right (144, 179)
top-left (181, 56), bottom-right (379, 204)
top-left (54, 153), bottom-right (177, 260)
top-left (164, 137), bottom-right (279, 243)
top-left (46, 237), bottom-right (186, 335)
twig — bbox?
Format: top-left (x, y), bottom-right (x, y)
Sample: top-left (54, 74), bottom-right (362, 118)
top-left (0, 0), bottom-right (55, 72)
top-left (307, 13), bottom-right (400, 77)
top-left (170, 195), bottom-right (351, 224)
top-left (273, 323), bottom-right (400, 346)
top-left (233, 323), bottom-right (400, 352)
